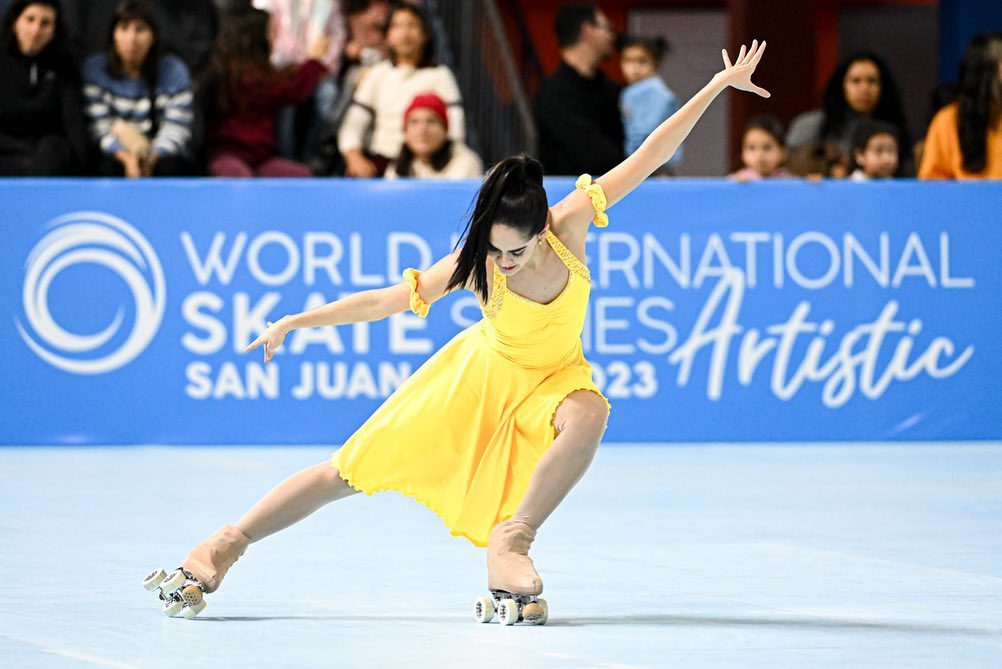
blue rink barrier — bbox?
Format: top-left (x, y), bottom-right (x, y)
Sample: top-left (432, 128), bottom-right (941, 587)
top-left (2, 178), bottom-right (1000, 444)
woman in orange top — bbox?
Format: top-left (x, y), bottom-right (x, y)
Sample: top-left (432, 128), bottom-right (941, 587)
top-left (920, 33), bottom-right (1002, 180)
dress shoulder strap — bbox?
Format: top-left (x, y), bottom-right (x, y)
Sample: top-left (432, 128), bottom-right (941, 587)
top-left (545, 230), bottom-right (590, 282)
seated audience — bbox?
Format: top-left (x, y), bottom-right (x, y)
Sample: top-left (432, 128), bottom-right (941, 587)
top-left (252, 0), bottom-right (346, 161)
top-left (82, 1), bottom-right (194, 177)
top-left (786, 140), bottom-right (849, 180)
top-left (386, 93), bottom-right (481, 179)
top-left (849, 120), bottom-right (899, 180)
top-left (787, 52), bottom-right (910, 174)
top-left (536, 2), bottom-right (622, 176)
top-left (729, 115), bottom-right (793, 181)
top-left (919, 32), bottom-right (1002, 180)
top-left (338, 1), bottom-right (463, 177)
top-left (309, 0), bottom-right (389, 176)
top-left (618, 34), bottom-right (680, 175)
top-left (199, 8), bottom-right (328, 177)
top-left (0, 0), bottom-right (87, 175)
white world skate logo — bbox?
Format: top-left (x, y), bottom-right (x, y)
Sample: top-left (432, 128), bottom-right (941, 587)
top-left (16, 211), bottom-right (166, 375)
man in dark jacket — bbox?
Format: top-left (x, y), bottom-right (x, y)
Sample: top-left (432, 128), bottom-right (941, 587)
top-left (536, 2), bottom-right (623, 176)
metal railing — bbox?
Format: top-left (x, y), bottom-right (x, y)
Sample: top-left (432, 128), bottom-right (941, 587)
top-left (427, 0), bottom-right (538, 166)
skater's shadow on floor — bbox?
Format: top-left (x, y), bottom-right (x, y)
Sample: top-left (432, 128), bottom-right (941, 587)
top-left (198, 614), bottom-right (998, 636)
top-left (547, 614), bottom-right (998, 636)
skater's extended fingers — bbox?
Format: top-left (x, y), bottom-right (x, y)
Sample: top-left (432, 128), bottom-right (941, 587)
top-left (736, 44), bottom-right (746, 63)
top-left (751, 40), bottom-right (767, 67)
top-left (721, 48), bottom-right (732, 69)
top-left (753, 84), bottom-right (771, 98)
top-left (742, 40), bottom-right (757, 64)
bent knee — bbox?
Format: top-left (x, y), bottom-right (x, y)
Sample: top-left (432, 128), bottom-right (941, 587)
top-left (555, 391), bottom-right (610, 434)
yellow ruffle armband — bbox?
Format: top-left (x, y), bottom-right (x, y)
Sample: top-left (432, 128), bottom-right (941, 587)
top-left (575, 174), bottom-right (609, 228)
top-left (402, 268), bottom-right (430, 318)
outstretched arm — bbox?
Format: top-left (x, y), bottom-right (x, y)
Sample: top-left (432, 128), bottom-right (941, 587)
top-left (553, 40), bottom-right (770, 232)
top-left (245, 250), bottom-right (461, 362)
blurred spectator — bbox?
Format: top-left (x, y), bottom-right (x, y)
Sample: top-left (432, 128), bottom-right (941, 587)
top-left (252, 0), bottom-right (345, 162)
top-left (849, 120), bottom-right (899, 181)
top-left (787, 52), bottom-right (910, 174)
top-left (61, 0), bottom-right (218, 76)
top-left (787, 141), bottom-right (849, 180)
top-left (912, 83), bottom-right (957, 171)
top-left (729, 115), bottom-right (793, 181)
top-left (386, 93), bottom-right (481, 179)
top-left (618, 34), bottom-right (680, 174)
top-left (919, 32), bottom-right (1002, 180)
top-left (0, 0), bottom-right (87, 175)
top-left (199, 8), bottom-right (328, 177)
top-left (337, 2), bottom-right (462, 177)
top-left (82, 1), bottom-right (194, 177)
top-left (213, 0), bottom-right (251, 18)
top-left (536, 2), bottom-right (622, 176)
top-left (310, 0), bottom-right (389, 176)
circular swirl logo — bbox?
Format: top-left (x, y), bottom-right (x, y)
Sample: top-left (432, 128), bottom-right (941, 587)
top-left (16, 211), bottom-right (165, 375)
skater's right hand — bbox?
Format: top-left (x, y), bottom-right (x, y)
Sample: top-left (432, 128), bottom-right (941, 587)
top-left (244, 319), bottom-right (288, 363)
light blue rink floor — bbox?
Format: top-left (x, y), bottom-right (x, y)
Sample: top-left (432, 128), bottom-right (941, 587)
top-left (1, 444), bottom-right (1001, 669)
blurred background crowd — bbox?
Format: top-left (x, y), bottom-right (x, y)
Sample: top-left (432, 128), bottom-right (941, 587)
top-left (0, 0), bottom-right (999, 181)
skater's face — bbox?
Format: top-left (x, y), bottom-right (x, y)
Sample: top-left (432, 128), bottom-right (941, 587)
top-left (843, 60), bottom-right (881, 115)
top-left (113, 18), bottom-right (155, 71)
top-left (854, 132), bottom-right (898, 178)
top-left (620, 45), bottom-right (657, 85)
top-left (13, 3), bottom-right (57, 57)
top-left (488, 224), bottom-right (546, 275)
top-left (741, 127), bottom-right (786, 178)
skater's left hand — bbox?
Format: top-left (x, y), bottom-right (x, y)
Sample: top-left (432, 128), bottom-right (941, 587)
top-left (244, 319), bottom-right (288, 363)
top-left (716, 40), bottom-right (770, 98)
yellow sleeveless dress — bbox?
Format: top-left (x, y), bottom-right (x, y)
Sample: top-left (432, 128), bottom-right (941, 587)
top-left (331, 177), bottom-right (611, 547)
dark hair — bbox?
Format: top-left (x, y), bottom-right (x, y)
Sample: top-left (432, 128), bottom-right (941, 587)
top-left (105, 1), bottom-right (160, 95)
top-left (743, 114), bottom-right (786, 148)
top-left (200, 8), bottom-right (274, 114)
top-left (956, 32), bottom-right (1002, 173)
top-left (344, 0), bottom-right (388, 17)
top-left (616, 34), bottom-right (668, 64)
top-left (447, 154), bottom-right (548, 302)
top-left (395, 140), bottom-right (454, 177)
top-left (1, 0), bottom-right (74, 73)
top-left (387, 2), bottom-right (436, 68)
top-left (820, 52), bottom-right (910, 148)
top-left (852, 119), bottom-right (899, 153)
top-left (554, 3), bottom-right (598, 48)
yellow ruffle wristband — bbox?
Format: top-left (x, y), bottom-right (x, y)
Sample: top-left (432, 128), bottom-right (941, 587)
top-left (575, 174), bottom-right (609, 228)
top-left (402, 268), bottom-right (430, 318)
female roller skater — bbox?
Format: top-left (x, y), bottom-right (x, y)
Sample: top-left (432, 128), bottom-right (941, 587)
top-left (144, 41), bottom-right (770, 625)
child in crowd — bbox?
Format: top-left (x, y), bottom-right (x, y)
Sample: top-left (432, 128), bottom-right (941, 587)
top-left (618, 35), bottom-right (680, 174)
top-left (729, 114), bottom-right (793, 181)
top-left (385, 92), bottom-right (482, 179)
top-left (850, 120), bottom-right (899, 180)
top-left (199, 8), bottom-right (328, 177)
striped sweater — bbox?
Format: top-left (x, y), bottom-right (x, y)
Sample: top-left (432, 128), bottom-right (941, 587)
top-left (82, 53), bottom-right (193, 157)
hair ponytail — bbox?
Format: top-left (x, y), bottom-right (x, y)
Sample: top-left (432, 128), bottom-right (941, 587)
top-left (447, 154), bottom-right (548, 302)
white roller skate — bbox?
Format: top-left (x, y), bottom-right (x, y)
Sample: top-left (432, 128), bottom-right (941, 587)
top-left (473, 519), bottom-right (549, 626)
top-left (142, 525), bottom-right (250, 619)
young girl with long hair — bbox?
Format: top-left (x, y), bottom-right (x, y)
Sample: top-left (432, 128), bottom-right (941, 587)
top-left (145, 40), bottom-right (770, 626)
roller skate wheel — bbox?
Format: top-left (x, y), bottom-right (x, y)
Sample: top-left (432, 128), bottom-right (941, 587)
top-left (497, 599), bottom-right (519, 626)
top-left (162, 597), bottom-right (184, 617)
top-left (160, 569), bottom-right (186, 593)
top-left (524, 598), bottom-right (548, 625)
top-left (182, 599), bottom-right (207, 619)
top-left (180, 584), bottom-right (203, 607)
top-left (142, 569), bottom-right (167, 590)
top-left (474, 596), bottom-right (495, 623)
